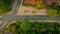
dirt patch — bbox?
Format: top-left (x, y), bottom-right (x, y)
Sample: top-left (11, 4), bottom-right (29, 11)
top-left (17, 6), bottom-right (47, 15)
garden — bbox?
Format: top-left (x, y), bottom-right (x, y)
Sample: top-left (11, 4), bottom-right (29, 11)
top-left (2, 20), bottom-right (60, 34)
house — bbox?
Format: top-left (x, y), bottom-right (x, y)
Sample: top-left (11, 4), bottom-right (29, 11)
top-left (43, 0), bottom-right (60, 6)
top-left (43, 0), bottom-right (55, 6)
top-left (23, 0), bottom-right (60, 6)
top-left (23, 0), bottom-right (36, 5)
top-left (56, 0), bottom-right (60, 6)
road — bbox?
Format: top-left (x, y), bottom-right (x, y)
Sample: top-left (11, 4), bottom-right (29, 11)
top-left (0, 0), bottom-right (21, 27)
top-left (0, 15), bottom-right (60, 29)
top-left (0, 15), bottom-right (60, 33)
top-left (13, 0), bottom-right (21, 14)
top-left (0, 0), bottom-right (21, 32)
top-left (0, 0), bottom-right (60, 33)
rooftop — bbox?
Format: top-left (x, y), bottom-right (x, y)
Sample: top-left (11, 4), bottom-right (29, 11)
top-left (23, 0), bottom-right (36, 4)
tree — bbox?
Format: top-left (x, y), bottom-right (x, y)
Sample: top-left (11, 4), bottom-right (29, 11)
top-left (24, 10), bottom-right (28, 14)
top-left (43, 22), bottom-right (51, 28)
top-left (35, 3), bottom-right (44, 9)
top-left (15, 20), bottom-right (21, 26)
top-left (0, 1), bottom-right (12, 14)
top-left (32, 10), bottom-right (36, 14)
top-left (50, 3), bottom-right (59, 9)
top-left (20, 21), bottom-right (31, 31)
top-left (48, 3), bottom-right (60, 16)
top-left (2, 21), bottom-right (60, 34)
top-left (20, 31), bottom-right (27, 34)
top-left (53, 23), bottom-right (60, 30)
top-left (44, 29), bottom-right (53, 34)
top-left (0, 0), bottom-right (14, 14)
top-left (33, 22), bottom-right (40, 29)
top-left (47, 8), bottom-right (57, 17)
top-left (30, 30), bottom-right (37, 34)
top-left (8, 23), bottom-right (17, 31)
top-left (32, 22), bottom-right (40, 33)
top-left (35, 0), bottom-right (45, 9)
top-left (4, 0), bottom-right (15, 4)
top-left (57, 8), bottom-right (60, 16)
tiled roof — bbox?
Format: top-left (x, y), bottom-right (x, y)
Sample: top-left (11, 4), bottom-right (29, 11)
top-left (43, 0), bottom-right (60, 6)
top-left (24, 0), bottom-right (36, 4)
top-left (43, 0), bottom-right (55, 5)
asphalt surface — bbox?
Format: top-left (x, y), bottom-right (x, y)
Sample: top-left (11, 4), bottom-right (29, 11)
top-left (0, 0), bottom-right (60, 33)
top-left (13, 0), bottom-right (21, 14)
top-left (0, 0), bottom-right (21, 32)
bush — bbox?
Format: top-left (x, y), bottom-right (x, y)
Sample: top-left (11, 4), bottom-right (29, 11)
top-left (24, 10), bottom-right (28, 14)
top-left (32, 10), bottom-right (36, 14)
top-left (35, 0), bottom-right (45, 9)
top-left (35, 3), bottom-right (45, 9)
top-left (47, 8), bottom-right (57, 17)
top-left (48, 3), bottom-right (60, 16)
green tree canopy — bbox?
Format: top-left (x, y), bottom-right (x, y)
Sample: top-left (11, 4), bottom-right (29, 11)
top-left (20, 21), bottom-right (32, 31)
top-left (2, 21), bottom-right (60, 34)
top-left (47, 8), bottom-right (57, 17)
top-left (48, 3), bottom-right (60, 16)
top-left (0, 0), bottom-right (14, 14)
top-left (4, 0), bottom-right (15, 4)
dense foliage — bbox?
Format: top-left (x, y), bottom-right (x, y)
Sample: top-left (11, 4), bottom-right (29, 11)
top-left (35, 0), bottom-right (45, 9)
top-left (47, 3), bottom-right (60, 16)
top-left (47, 8), bottom-right (57, 17)
top-left (0, 0), bottom-right (14, 14)
top-left (4, 0), bottom-right (15, 4)
top-left (2, 21), bottom-right (60, 34)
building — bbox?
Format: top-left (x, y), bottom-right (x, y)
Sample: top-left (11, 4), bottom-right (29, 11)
top-left (23, 0), bottom-right (60, 6)
top-left (23, 0), bottom-right (36, 5)
top-left (43, 0), bottom-right (55, 6)
top-left (56, 0), bottom-right (60, 6)
top-left (43, 0), bottom-right (60, 6)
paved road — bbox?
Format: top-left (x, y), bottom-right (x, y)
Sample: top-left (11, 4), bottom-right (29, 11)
top-left (0, 15), bottom-right (60, 28)
top-left (0, 14), bottom-right (60, 33)
top-left (13, 0), bottom-right (21, 14)
top-left (0, 0), bottom-right (21, 33)
top-left (0, 0), bottom-right (21, 26)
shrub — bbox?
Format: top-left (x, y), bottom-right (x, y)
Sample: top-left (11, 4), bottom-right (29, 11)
top-left (24, 10), bottom-right (28, 14)
top-left (47, 8), bottom-right (57, 17)
top-left (32, 10), bottom-right (36, 14)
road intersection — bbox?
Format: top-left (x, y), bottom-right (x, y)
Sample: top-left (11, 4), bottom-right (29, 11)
top-left (0, 0), bottom-right (60, 33)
